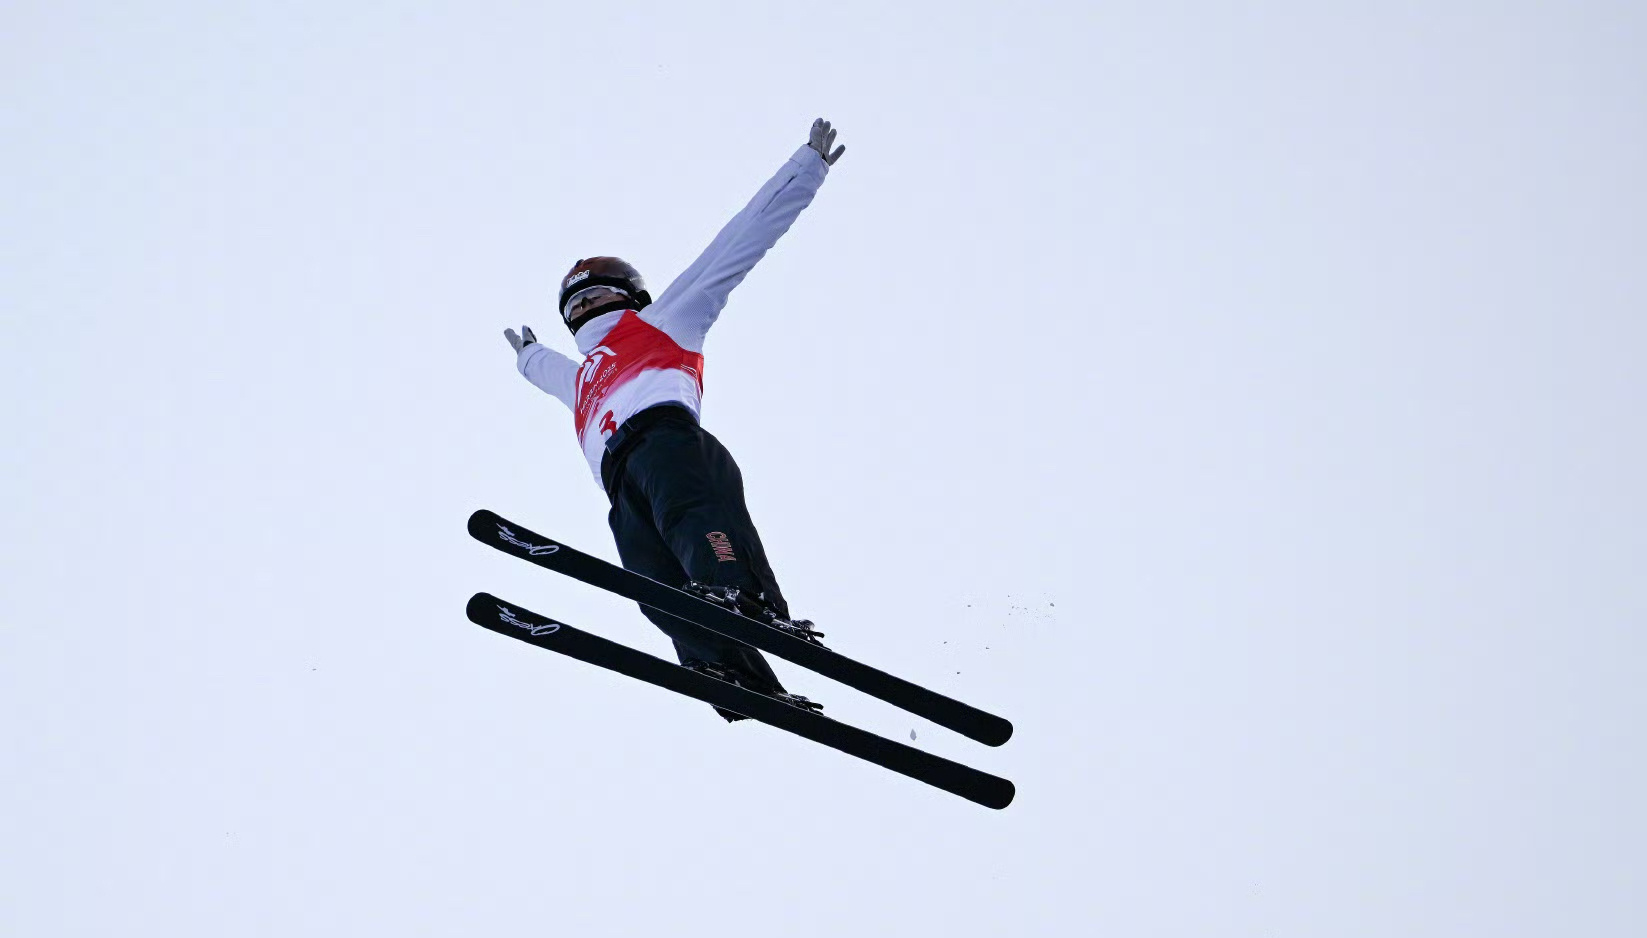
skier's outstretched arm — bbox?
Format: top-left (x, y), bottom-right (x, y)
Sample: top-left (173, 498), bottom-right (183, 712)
top-left (505, 326), bottom-right (577, 410)
top-left (646, 119), bottom-right (844, 352)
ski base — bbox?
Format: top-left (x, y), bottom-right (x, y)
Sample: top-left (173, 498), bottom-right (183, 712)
top-left (467, 509), bottom-right (1013, 747)
top-left (466, 592), bottom-right (1015, 810)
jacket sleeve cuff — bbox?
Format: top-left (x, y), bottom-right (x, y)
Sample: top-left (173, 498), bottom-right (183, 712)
top-left (516, 342), bottom-right (545, 375)
top-left (791, 144), bottom-right (828, 177)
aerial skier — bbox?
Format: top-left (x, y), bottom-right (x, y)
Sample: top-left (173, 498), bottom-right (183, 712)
top-left (502, 118), bottom-right (846, 720)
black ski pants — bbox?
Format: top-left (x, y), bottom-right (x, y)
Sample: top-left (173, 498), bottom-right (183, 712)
top-left (601, 404), bottom-right (788, 692)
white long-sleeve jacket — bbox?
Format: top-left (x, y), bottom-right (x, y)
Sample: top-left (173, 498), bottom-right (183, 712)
top-left (516, 144), bottom-right (831, 485)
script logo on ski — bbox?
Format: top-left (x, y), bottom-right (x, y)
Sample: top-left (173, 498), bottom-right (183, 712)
top-left (496, 524), bottom-right (559, 556)
top-left (496, 603), bottom-right (560, 637)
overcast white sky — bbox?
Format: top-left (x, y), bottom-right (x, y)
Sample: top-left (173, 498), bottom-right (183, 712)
top-left (3, 2), bottom-right (1644, 935)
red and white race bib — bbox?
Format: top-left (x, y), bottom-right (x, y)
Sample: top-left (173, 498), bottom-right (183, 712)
top-left (573, 311), bottom-right (706, 471)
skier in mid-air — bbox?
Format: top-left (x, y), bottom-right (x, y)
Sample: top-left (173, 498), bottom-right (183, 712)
top-left (502, 118), bottom-right (845, 719)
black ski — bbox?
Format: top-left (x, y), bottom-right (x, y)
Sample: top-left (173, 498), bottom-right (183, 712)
top-left (466, 592), bottom-right (1015, 810)
top-left (467, 509), bottom-right (1013, 747)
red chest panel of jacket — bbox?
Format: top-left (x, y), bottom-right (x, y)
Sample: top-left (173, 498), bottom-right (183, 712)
top-left (573, 311), bottom-right (706, 440)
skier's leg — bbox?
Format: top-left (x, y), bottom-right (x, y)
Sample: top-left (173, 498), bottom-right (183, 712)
top-left (628, 421), bottom-right (792, 618)
top-left (697, 433), bottom-right (793, 619)
top-left (607, 469), bottom-right (785, 694)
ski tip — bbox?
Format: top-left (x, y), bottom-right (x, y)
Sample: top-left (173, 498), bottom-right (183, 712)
top-left (467, 508), bottom-right (500, 537)
top-left (465, 591), bottom-right (499, 624)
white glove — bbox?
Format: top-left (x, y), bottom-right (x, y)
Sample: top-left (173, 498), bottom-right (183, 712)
top-left (504, 325), bottom-right (536, 353)
top-left (809, 118), bottom-right (845, 166)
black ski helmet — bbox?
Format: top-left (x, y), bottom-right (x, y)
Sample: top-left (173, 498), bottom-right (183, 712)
top-left (559, 256), bottom-right (652, 332)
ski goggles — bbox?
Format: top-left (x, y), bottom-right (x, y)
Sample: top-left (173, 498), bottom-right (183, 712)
top-left (560, 284), bottom-right (631, 321)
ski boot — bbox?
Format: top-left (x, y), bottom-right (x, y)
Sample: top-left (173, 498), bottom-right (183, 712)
top-left (682, 658), bottom-right (825, 718)
top-left (682, 582), bottom-right (829, 648)
top-left (681, 658), bottom-right (751, 722)
top-left (766, 687), bottom-right (824, 714)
